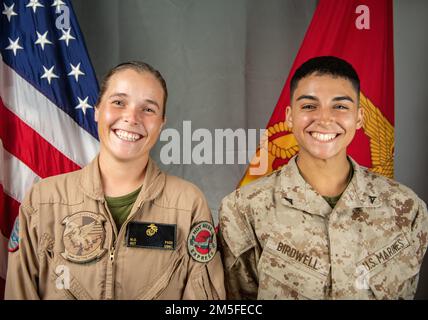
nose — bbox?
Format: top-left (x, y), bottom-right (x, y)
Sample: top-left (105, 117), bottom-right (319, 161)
top-left (123, 107), bottom-right (139, 125)
top-left (317, 106), bottom-right (333, 124)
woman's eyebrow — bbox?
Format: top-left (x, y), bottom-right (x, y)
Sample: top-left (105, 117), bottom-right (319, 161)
top-left (108, 92), bottom-right (128, 99)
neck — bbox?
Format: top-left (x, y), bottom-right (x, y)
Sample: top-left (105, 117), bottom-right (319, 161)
top-left (296, 152), bottom-right (351, 197)
top-left (98, 151), bottom-right (148, 197)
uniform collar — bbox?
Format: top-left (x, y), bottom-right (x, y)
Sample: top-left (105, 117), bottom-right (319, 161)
top-left (79, 155), bottom-right (166, 204)
top-left (277, 156), bottom-right (331, 217)
top-left (276, 155), bottom-right (381, 218)
top-left (342, 156), bottom-right (381, 209)
top-left (79, 155), bottom-right (104, 200)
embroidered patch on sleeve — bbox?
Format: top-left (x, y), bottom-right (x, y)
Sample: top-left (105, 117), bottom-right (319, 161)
top-left (187, 221), bottom-right (217, 263)
top-left (8, 217), bottom-right (20, 252)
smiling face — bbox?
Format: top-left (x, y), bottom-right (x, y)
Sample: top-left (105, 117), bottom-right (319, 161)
top-left (286, 73), bottom-right (363, 163)
top-left (95, 68), bottom-right (165, 164)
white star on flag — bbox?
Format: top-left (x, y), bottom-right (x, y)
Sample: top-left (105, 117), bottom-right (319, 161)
top-left (35, 31), bottom-right (53, 50)
top-left (75, 96), bottom-right (93, 115)
top-left (26, 0), bottom-right (44, 13)
top-left (2, 3), bottom-right (18, 22)
top-left (68, 63), bottom-right (85, 82)
top-left (59, 28), bottom-right (76, 46)
top-left (5, 37), bottom-right (23, 56)
top-left (51, 0), bottom-right (66, 11)
top-left (41, 65), bottom-right (59, 84)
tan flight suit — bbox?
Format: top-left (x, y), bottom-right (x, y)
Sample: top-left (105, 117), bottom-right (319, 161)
top-left (219, 156), bottom-right (428, 300)
top-left (5, 156), bottom-right (225, 300)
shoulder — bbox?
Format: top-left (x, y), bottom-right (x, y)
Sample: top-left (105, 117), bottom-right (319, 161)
top-left (361, 167), bottom-right (422, 204)
top-left (219, 169), bottom-right (281, 220)
top-left (224, 169), bottom-right (281, 205)
top-left (158, 173), bottom-right (208, 212)
top-left (359, 168), bottom-right (426, 224)
top-left (218, 170), bottom-right (281, 255)
top-left (23, 169), bottom-right (83, 208)
top-left (164, 174), bottom-right (205, 196)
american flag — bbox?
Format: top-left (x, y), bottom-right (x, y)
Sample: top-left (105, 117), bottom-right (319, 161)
top-left (0, 0), bottom-right (99, 298)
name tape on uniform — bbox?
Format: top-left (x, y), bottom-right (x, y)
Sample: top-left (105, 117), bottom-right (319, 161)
top-left (126, 222), bottom-right (176, 250)
top-left (359, 233), bottom-right (410, 272)
top-left (276, 241), bottom-right (320, 271)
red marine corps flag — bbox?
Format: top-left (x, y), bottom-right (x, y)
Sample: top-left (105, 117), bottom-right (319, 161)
top-left (240, 0), bottom-right (394, 186)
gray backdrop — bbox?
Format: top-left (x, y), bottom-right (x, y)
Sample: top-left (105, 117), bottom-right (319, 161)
top-left (72, 0), bottom-right (428, 298)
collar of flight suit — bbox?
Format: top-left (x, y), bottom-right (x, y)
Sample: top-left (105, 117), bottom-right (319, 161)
top-left (277, 156), bottom-right (382, 218)
top-left (79, 155), bottom-right (166, 207)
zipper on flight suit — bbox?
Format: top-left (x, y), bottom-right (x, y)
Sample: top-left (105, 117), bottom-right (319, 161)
top-left (99, 199), bottom-right (118, 300)
top-left (102, 198), bottom-right (146, 299)
top-left (110, 245), bottom-right (115, 263)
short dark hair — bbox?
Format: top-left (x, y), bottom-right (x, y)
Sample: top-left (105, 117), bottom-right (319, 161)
top-left (290, 56), bottom-right (360, 100)
top-left (96, 61), bottom-right (168, 118)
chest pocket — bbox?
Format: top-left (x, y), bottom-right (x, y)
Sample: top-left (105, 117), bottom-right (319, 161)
top-left (360, 233), bottom-right (420, 299)
top-left (258, 236), bottom-right (330, 300)
top-left (135, 248), bottom-right (186, 300)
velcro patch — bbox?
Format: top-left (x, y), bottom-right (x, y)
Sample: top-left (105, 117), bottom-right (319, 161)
top-left (8, 217), bottom-right (19, 252)
top-left (126, 222), bottom-right (176, 250)
top-left (187, 221), bottom-right (217, 263)
top-left (61, 212), bottom-right (107, 264)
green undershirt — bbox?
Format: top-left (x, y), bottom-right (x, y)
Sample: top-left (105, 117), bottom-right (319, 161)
top-left (105, 186), bottom-right (142, 230)
top-left (323, 194), bottom-right (343, 209)
top-left (322, 160), bottom-right (354, 209)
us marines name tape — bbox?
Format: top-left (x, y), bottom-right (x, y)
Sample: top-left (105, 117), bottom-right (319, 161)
top-left (359, 233), bottom-right (410, 272)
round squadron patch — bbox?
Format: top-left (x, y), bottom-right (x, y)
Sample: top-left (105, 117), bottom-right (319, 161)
top-left (187, 221), bottom-right (217, 263)
top-left (8, 217), bottom-right (19, 252)
top-left (61, 212), bottom-right (107, 264)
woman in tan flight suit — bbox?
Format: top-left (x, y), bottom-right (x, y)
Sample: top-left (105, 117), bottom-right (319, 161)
top-left (5, 61), bottom-right (225, 300)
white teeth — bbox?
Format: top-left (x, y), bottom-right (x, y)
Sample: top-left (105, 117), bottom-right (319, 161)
top-left (114, 129), bottom-right (142, 142)
top-left (310, 132), bottom-right (338, 142)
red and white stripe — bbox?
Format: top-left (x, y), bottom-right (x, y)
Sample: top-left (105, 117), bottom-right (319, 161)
top-left (0, 58), bottom-right (99, 298)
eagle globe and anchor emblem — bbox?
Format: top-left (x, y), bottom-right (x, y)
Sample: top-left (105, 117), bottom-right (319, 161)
top-left (61, 212), bottom-right (107, 263)
top-left (146, 223), bottom-right (158, 237)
